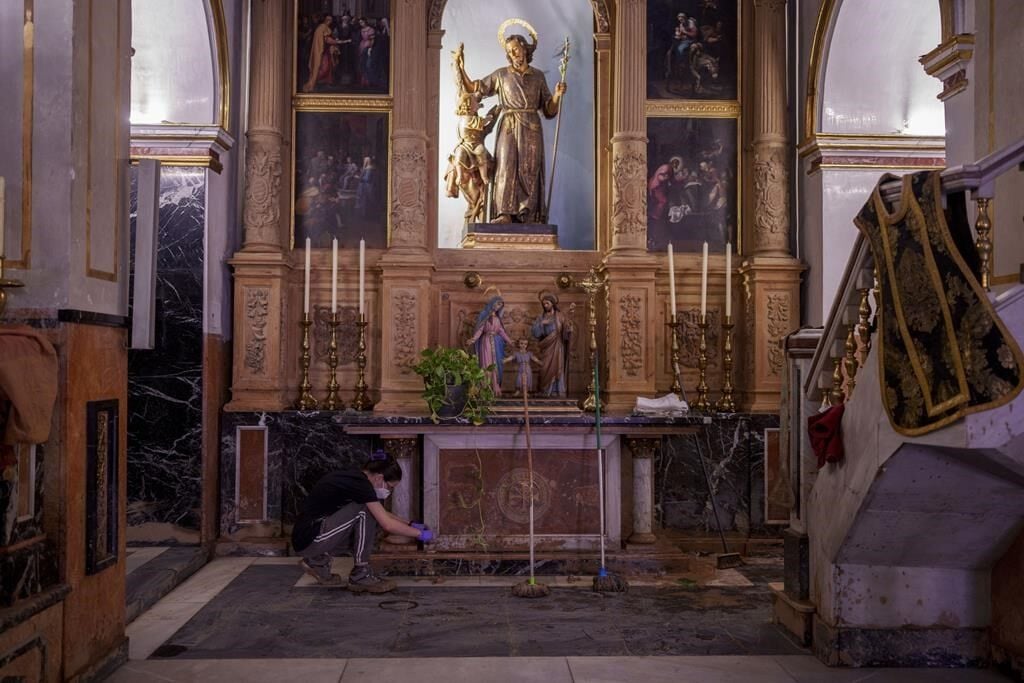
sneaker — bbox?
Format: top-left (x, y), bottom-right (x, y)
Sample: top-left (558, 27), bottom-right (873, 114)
top-left (300, 559), bottom-right (344, 586)
top-left (347, 565), bottom-right (396, 594)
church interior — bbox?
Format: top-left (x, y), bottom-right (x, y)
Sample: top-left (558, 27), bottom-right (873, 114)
top-left (2, 0), bottom-right (1024, 681)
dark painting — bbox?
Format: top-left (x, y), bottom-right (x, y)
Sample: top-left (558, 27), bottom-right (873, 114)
top-left (647, 116), bottom-right (737, 252)
top-left (647, 0), bottom-right (738, 100)
top-left (86, 400), bottom-right (119, 575)
top-left (293, 110), bottom-right (389, 249)
top-left (296, 0), bottom-right (391, 95)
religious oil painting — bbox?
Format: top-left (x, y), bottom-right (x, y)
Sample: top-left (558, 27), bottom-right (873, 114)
top-left (646, 116), bottom-right (737, 252)
top-left (646, 0), bottom-right (738, 100)
top-left (86, 400), bottom-right (119, 575)
top-left (295, 0), bottom-right (391, 95)
top-left (293, 110), bottom-right (389, 249)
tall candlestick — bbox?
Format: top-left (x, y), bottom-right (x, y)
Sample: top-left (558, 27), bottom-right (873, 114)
top-left (303, 237), bottom-right (311, 314)
top-left (0, 176), bottom-right (5, 256)
top-left (667, 243), bottom-right (677, 314)
top-left (331, 238), bottom-right (338, 313)
top-left (358, 238), bottom-right (365, 315)
top-left (700, 241), bottom-right (708, 320)
top-left (725, 242), bottom-right (732, 318)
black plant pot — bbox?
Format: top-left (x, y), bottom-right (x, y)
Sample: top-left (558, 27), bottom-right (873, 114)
top-left (436, 383), bottom-right (468, 418)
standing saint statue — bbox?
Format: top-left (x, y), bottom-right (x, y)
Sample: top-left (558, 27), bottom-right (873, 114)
top-left (531, 292), bottom-right (575, 397)
top-left (454, 20), bottom-right (567, 224)
top-left (466, 295), bottom-right (514, 396)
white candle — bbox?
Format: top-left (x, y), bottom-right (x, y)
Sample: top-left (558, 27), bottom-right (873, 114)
top-left (0, 176), bottom-right (5, 257)
top-left (303, 237), bottom-right (311, 315)
top-left (358, 238), bottom-right (365, 316)
top-left (725, 242), bottom-right (732, 319)
top-left (331, 238), bottom-right (338, 313)
top-left (667, 243), bottom-right (677, 316)
top-left (700, 241), bottom-right (708, 320)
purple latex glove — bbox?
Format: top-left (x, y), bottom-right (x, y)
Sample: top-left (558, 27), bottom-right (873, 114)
top-left (418, 529), bottom-right (435, 543)
top-left (410, 521), bottom-right (428, 531)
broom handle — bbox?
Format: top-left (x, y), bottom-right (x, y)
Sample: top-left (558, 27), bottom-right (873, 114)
top-left (594, 349), bottom-right (606, 570)
top-left (523, 388), bottom-right (536, 581)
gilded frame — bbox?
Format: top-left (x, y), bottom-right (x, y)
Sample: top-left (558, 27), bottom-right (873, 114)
top-left (293, 0), bottom-right (394, 98)
top-left (646, 0), bottom-right (739, 101)
top-left (290, 105), bottom-right (392, 250)
top-left (86, 399), bottom-right (119, 575)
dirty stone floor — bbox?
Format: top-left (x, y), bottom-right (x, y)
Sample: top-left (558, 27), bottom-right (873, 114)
top-left (109, 549), bottom-right (1013, 682)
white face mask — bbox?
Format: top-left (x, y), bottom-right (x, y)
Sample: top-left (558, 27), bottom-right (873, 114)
top-left (375, 487), bottom-right (391, 500)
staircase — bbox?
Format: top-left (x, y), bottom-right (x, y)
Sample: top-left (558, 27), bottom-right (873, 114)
top-left (777, 137), bottom-right (1024, 673)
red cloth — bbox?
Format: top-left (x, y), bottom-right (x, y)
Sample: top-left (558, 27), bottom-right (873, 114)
top-left (807, 403), bottom-right (845, 468)
top-left (0, 325), bottom-right (58, 444)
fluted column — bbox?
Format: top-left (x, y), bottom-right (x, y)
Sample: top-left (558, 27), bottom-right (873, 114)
top-left (241, 0), bottom-right (285, 252)
top-left (383, 437), bottom-right (419, 547)
top-left (389, 0), bottom-right (429, 253)
top-left (608, 0), bottom-right (647, 255)
top-left (751, 0), bottom-right (789, 256)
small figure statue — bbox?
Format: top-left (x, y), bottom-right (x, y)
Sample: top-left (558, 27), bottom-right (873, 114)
top-left (466, 295), bottom-right (514, 396)
top-left (504, 338), bottom-right (541, 397)
top-left (444, 73), bottom-right (500, 224)
top-left (531, 292), bottom-right (575, 397)
top-left (453, 21), bottom-right (567, 224)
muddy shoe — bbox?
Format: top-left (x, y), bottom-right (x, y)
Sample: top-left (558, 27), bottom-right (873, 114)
top-left (347, 565), bottom-right (396, 594)
top-left (300, 559), bottom-right (344, 586)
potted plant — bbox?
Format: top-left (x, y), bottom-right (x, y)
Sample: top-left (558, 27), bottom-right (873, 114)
top-left (411, 346), bottom-right (495, 424)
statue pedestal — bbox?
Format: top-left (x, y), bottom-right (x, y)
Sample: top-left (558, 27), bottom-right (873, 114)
top-left (461, 222), bottom-right (559, 250)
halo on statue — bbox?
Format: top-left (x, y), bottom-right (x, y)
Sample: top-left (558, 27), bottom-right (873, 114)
top-left (497, 17), bottom-right (538, 50)
top-left (483, 284), bottom-right (504, 300)
top-left (538, 290), bottom-right (558, 305)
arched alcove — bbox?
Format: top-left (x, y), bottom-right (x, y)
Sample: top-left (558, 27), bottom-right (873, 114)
top-left (820, 0), bottom-right (943, 135)
top-left (131, 0), bottom-right (222, 125)
top-left (434, 0), bottom-right (599, 250)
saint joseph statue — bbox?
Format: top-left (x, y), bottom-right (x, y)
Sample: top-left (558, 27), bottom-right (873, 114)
top-left (454, 24), bottom-right (567, 224)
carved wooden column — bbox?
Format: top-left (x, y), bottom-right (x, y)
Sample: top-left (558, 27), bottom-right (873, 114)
top-left (227, 0), bottom-right (289, 411)
top-left (383, 437), bottom-right (420, 547)
top-left (739, 0), bottom-right (803, 412)
top-left (603, 0), bottom-right (659, 411)
top-left (375, 0), bottom-right (435, 413)
top-left (626, 438), bottom-right (659, 545)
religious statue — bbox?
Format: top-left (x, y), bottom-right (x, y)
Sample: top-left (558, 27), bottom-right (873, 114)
top-left (466, 294), bottom-right (514, 396)
top-left (453, 19), bottom-right (568, 225)
top-left (443, 85), bottom-right (500, 225)
top-left (504, 338), bottom-right (541, 397)
top-left (531, 292), bottom-right (575, 397)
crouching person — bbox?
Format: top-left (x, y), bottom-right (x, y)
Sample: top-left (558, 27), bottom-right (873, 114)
top-left (292, 450), bottom-right (433, 592)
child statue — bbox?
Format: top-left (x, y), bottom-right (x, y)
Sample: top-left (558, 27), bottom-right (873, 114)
top-left (444, 83), bottom-right (499, 224)
top-left (504, 338), bottom-right (541, 397)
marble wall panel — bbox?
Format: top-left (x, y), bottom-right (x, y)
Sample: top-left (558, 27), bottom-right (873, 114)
top-left (127, 167), bottom-right (206, 534)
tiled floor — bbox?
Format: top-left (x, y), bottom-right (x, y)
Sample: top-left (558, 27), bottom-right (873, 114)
top-left (109, 553), bottom-right (1013, 682)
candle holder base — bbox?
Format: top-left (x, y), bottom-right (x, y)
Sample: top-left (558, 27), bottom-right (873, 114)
top-left (324, 312), bottom-right (344, 410)
top-left (352, 314), bottom-right (374, 411)
top-left (693, 317), bottom-right (711, 412)
top-left (715, 318), bottom-right (735, 413)
top-left (666, 315), bottom-right (685, 401)
top-left (296, 314), bottom-right (319, 411)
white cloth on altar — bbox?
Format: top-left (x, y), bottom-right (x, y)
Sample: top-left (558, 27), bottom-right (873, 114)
top-left (634, 393), bottom-right (689, 415)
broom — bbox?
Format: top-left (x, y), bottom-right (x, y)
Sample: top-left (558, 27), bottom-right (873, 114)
top-left (511, 384), bottom-right (550, 598)
top-left (592, 349), bottom-right (628, 593)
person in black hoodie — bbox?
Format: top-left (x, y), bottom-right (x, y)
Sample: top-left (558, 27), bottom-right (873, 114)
top-left (292, 450), bottom-right (432, 592)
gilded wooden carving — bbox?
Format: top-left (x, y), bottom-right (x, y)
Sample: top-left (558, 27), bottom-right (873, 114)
top-left (392, 292), bottom-right (418, 373)
top-left (619, 293), bottom-right (644, 376)
top-left (244, 288), bottom-right (269, 374)
top-left (243, 143), bottom-right (282, 246)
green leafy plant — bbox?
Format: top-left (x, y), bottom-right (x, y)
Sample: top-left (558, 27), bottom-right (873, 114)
top-left (411, 346), bottom-right (496, 425)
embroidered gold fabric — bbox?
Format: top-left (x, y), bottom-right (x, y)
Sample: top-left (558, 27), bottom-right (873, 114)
top-left (854, 171), bottom-right (1024, 436)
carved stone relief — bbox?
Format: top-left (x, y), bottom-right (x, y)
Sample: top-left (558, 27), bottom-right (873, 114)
top-left (392, 292), bottom-right (419, 374)
top-left (382, 436), bottom-right (419, 460)
top-left (619, 293), bottom-right (643, 376)
top-left (753, 149), bottom-right (789, 252)
top-left (312, 305), bottom-right (359, 365)
top-left (678, 308), bottom-right (721, 369)
top-left (765, 293), bottom-right (791, 377)
top-left (242, 141), bottom-right (283, 247)
top-left (391, 137), bottom-right (428, 244)
top-left (244, 288), bottom-right (269, 374)
top-left (624, 437), bottom-right (659, 459)
top-left (611, 148), bottom-right (647, 236)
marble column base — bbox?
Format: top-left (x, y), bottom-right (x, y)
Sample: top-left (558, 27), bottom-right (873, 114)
top-left (627, 532), bottom-right (657, 545)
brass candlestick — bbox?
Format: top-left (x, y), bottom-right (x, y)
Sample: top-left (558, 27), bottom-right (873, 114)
top-left (715, 316), bottom-right (735, 412)
top-left (0, 256), bottom-right (25, 319)
top-left (578, 267), bottom-right (607, 413)
top-left (667, 314), bottom-right (684, 399)
top-left (352, 312), bottom-right (373, 411)
top-left (296, 313), bottom-right (319, 411)
top-left (324, 311), bottom-right (344, 410)
top-left (694, 316), bottom-right (711, 412)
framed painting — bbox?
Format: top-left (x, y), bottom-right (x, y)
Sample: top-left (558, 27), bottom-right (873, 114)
top-left (646, 116), bottom-right (737, 252)
top-left (646, 0), bottom-right (738, 100)
top-left (295, 0), bottom-right (391, 96)
top-left (86, 399), bottom-right (119, 575)
top-left (292, 109), bottom-right (390, 249)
